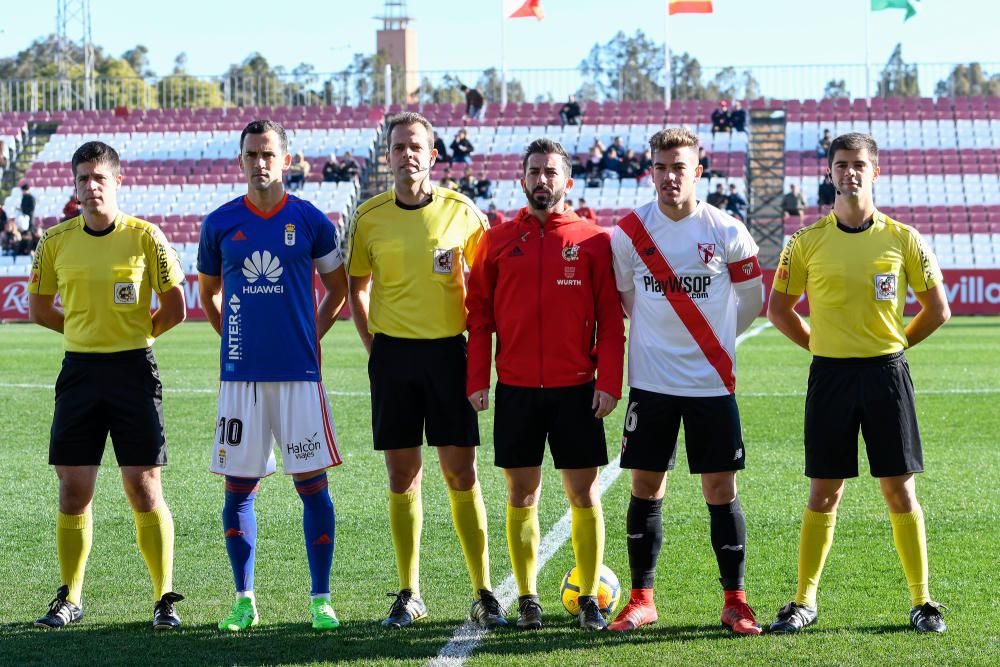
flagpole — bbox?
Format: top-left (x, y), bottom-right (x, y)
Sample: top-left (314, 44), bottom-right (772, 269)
top-left (664, 7), bottom-right (671, 115)
top-left (500, 0), bottom-right (508, 110)
top-left (864, 0), bottom-right (872, 107)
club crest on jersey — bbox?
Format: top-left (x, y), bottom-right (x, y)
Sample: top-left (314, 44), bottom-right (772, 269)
top-left (114, 282), bottom-right (137, 304)
top-left (875, 273), bottom-right (897, 300)
top-left (562, 244), bottom-right (580, 261)
top-left (284, 223), bottom-right (296, 246)
top-left (698, 243), bottom-right (716, 264)
top-left (217, 448), bottom-right (226, 468)
top-left (564, 266), bottom-right (577, 279)
top-left (434, 248), bottom-right (455, 274)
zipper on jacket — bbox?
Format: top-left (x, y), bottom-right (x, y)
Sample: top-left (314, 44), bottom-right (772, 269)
top-left (537, 224), bottom-right (544, 388)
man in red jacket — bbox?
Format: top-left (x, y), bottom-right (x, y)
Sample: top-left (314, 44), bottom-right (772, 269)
top-left (466, 138), bottom-right (625, 632)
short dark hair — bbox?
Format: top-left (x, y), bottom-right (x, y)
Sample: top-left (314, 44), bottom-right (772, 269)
top-left (522, 138), bottom-right (572, 176)
top-left (240, 119), bottom-right (288, 153)
top-left (71, 141), bottom-right (121, 177)
top-left (828, 132), bottom-right (879, 170)
top-left (385, 111), bottom-right (434, 149)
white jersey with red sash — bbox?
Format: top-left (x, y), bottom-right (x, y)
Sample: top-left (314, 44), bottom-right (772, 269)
top-left (611, 200), bottom-right (761, 397)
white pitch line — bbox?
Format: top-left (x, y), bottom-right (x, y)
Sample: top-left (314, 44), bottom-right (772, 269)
top-left (427, 321), bottom-right (772, 667)
top-left (0, 382), bottom-right (369, 397)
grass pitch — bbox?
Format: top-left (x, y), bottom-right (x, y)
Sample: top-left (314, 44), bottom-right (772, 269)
top-left (0, 317), bottom-right (998, 666)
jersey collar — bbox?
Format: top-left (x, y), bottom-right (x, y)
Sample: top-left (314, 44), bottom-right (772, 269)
top-left (243, 192), bottom-right (288, 219)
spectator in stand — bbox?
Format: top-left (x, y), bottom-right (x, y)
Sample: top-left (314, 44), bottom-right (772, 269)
top-left (730, 101), bottom-right (748, 133)
top-left (711, 101), bottom-right (731, 135)
top-left (0, 140), bottom-right (8, 173)
top-left (601, 146), bottom-right (623, 180)
top-left (576, 198), bottom-right (597, 224)
top-left (816, 129), bottom-right (832, 159)
top-left (286, 152), bottom-right (310, 191)
top-left (560, 95), bottom-right (582, 126)
top-left (818, 173), bottom-right (836, 209)
top-left (485, 203), bottom-right (506, 227)
top-left (638, 148), bottom-right (653, 178)
top-left (433, 132), bottom-right (450, 164)
top-left (322, 154), bottom-right (341, 182)
top-left (18, 183), bottom-right (36, 232)
top-left (2, 217), bottom-right (20, 255)
top-left (621, 149), bottom-right (642, 180)
top-left (726, 183), bottom-right (747, 222)
top-left (439, 167), bottom-right (459, 190)
top-left (782, 184), bottom-right (808, 220)
top-left (699, 147), bottom-right (724, 179)
top-left (339, 151), bottom-right (361, 182)
top-left (458, 167), bottom-right (477, 199)
top-left (15, 227), bottom-right (39, 257)
top-left (62, 193), bottom-right (82, 220)
top-left (0, 203), bottom-right (7, 227)
top-left (590, 138), bottom-right (606, 156)
top-left (586, 147), bottom-right (604, 184)
top-left (606, 137), bottom-right (626, 159)
top-left (475, 171), bottom-right (494, 200)
top-left (451, 129), bottom-right (474, 165)
top-left (571, 155), bottom-right (587, 179)
top-left (461, 85), bottom-right (485, 121)
top-left (707, 183), bottom-right (729, 210)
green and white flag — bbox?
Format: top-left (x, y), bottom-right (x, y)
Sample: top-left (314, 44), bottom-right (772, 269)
top-left (871, 0), bottom-right (921, 21)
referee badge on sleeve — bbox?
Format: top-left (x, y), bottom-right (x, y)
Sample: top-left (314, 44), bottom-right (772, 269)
top-left (874, 273), bottom-right (897, 300)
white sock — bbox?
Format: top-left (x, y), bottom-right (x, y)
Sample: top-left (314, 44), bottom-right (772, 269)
top-left (237, 590), bottom-right (256, 604)
top-left (311, 593), bottom-right (331, 602)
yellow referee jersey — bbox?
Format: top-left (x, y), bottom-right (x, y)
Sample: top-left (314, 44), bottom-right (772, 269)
top-left (29, 214), bottom-right (186, 353)
top-left (346, 187), bottom-right (488, 339)
top-left (772, 211), bottom-right (942, 358)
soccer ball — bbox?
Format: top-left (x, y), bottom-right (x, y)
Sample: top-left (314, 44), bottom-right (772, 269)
top-left (560, 564), bottom-right (621, 618)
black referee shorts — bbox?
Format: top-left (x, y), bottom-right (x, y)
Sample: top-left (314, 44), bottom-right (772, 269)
top-left (804, 352), bottom-right (923, 479)
top-left (493, 381), bottom-right (608, 470)
top-left (49, 348), bottom-right (168, 467)
top-left (368, 333), bottom-right (480, 449)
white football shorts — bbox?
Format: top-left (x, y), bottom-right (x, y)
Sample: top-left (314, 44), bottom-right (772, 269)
top-left (210, 380), bottom-right (342, 477)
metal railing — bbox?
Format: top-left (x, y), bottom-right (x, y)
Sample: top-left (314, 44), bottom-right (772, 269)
top-left (0, 62), bottom-right (995, 113)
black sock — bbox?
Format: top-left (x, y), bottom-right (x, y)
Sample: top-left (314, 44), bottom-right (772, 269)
top-left (708, 497), bottom-right (747, 591)
top-left (626, 495), bottom-right (663, 590)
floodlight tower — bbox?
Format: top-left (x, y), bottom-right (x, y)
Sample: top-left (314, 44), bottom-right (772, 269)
top-left (376, 0), bottom-right (418, 103)
top-left (56, 0), bottom-right (95, 110)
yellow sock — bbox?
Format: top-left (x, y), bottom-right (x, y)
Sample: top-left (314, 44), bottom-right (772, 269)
top-left (571, 503), bottom-right (605, 597)
top-left (389, 489), bottom-right (422, 596)
top-left (134, 504), bottom-right (175, 601)
top-left (795, 508), bottom-right (837, 608)
top-left (506, 503), bottom-right (540, 597)
top-left (889, 506), bottom-right (930, 607)
top-left (57, 510), bottom-right (93, 606)
top-left (449, 484), bottom-right (492, 595)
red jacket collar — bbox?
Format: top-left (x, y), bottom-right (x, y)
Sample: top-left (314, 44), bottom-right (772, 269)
top-left (514, 205), bottom-right (583, 230)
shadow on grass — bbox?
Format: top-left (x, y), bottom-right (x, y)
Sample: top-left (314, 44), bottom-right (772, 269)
top-left (0, 619), bottom-right (468, 666)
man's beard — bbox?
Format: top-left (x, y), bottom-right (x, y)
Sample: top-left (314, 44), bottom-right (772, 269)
top-left (525, 186), bottom-right (561, 211)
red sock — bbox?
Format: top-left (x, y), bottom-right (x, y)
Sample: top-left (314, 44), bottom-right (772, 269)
top-left (630, 588), bottom-right (655, 604)
top-left (724, 589), bottom-right (746, 606)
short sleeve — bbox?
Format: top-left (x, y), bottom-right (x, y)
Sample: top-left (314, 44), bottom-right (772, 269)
top-left (905, 228), bottom-right (942, 293)
top-left (610, 226), bottom-right (636, 293)
top-left (196, 213), bottom-right (221, 276)
top-left (345, 209), bottom-right (371, 276)
top-left (463, 207), bottom-right (489, 269)
top-left (145, 224), bottom-right (186, 293)
top-left (310, 207), bottom-right (343, 274)
top-left (772, 231), bottom-right (806, 296)
top-left (28, 230), bottom-right (57, 295)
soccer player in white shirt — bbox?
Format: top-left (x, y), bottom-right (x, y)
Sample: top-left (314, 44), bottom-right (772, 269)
top-left (607, 127), bottom-right (764, 634)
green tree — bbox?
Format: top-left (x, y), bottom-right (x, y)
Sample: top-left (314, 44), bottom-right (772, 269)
top-left (579, 30), bottom-right (664, 102)
top-left (476, 68), bottom-right (525, 105)
top-left (823, 79), bottom-right (850, 99)
top-left (158, 51), bottom-right (222, 108)
top-left (669, 51), bottom-right (704, 101)
top-left (935, 62), bottom-right (1000, 97)
top-left (876, 43), bottom-right (920, 98)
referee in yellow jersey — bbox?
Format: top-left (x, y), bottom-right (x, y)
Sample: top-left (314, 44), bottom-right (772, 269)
top-left (28, 141), bottom-right (187, 630)
top-left (767, 132), bottom-right (951, 634)
top-left (347, 112), bottom-right (503, 629)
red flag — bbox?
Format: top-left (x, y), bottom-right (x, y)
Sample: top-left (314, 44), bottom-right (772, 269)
top-left (506, 0), bottom-right (545, 20)
top-left (669, 0), bottom-right (713, 15)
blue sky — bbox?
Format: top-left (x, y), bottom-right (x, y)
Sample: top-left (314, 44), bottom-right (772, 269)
top-left (3, 0), bottom-right (998, 99)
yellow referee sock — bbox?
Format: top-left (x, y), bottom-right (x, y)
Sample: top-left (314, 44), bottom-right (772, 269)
top-left (57, 510), bottom-right (93, 606)
top-left (795, 508), bottom-right (837, 608)
top-left (506, 503), bottom-right (540, 597)
top-left (389, 489), bottom-right (422, 596)
top-left (889, 506), bottom-right (930, 607)
top-left (134, 504), bottom-right (175, 601)
top-left (571, 503), bottom-right (605, 598)
top-left (449, 483), bottom-right (492, 595)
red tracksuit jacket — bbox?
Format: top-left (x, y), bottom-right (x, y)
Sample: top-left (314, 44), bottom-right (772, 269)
top-left (466, 207), bottom-right (625, 397)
